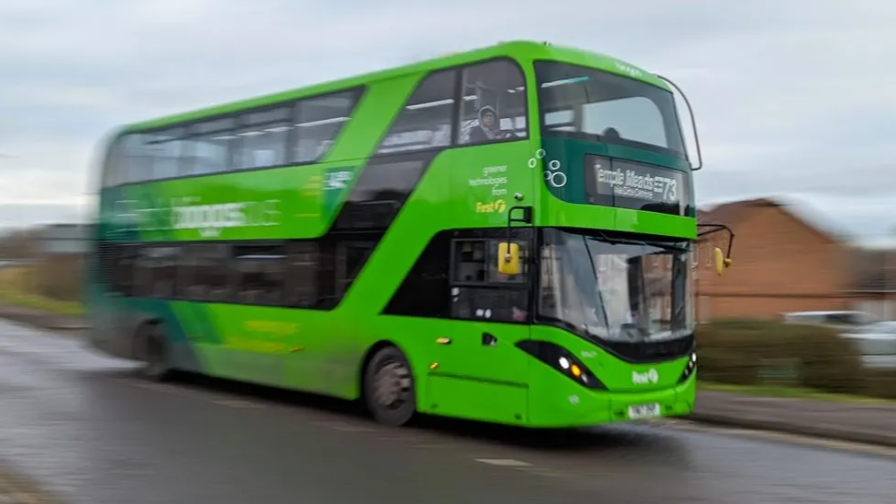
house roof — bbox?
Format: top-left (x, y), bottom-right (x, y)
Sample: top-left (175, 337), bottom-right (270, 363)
top-left (697, 197), bottom-right (841, 245)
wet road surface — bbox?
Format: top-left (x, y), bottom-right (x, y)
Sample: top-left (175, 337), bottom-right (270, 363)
top-left (0, 320), bottom-right (895, 504)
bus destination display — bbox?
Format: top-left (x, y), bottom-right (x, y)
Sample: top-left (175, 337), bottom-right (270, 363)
top-left (584, 155), bottom-right (688, 216)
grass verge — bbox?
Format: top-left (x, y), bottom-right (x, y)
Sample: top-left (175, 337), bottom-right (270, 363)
top-left (698, 381), bottom-right (895, 405)
top-left (0, 267), bottom-right (84, 316)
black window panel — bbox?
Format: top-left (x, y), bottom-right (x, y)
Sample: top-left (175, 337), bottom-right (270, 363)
top-left (179, 243), bottom-right (231, 302)
top-left (133, 246), bottom-right (179, 298)
top-left (285, 241), bottom-right (319, 308)
top-left (452, 238), bottom-right (529, 285)
top-left (294, 90), bottom-right (360, 163)
top-left (459, 60), bottom-right (528, 145)
top-left (332, 153), bottom-right (434, 231)
top-left (315, 237), bottom-right (338, 309)
top-left (384, 228), bottom-right (533, 320)
top-left (376, 71), bottom-right (456, 154)
top-left (383, 231), bottom-right (452, 318)
top-left (450, 286), bottom-right (528, 323)
top-left (109, 243), bottom-right (136, 296)
top-left (234, 244), bottom-right (285, 306)
top-left (453, 240), bottom-right (487, 283)
top-left (335, 240), bottom-right (377, 296)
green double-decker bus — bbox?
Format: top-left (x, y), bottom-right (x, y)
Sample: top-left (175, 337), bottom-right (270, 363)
top-left (88, 41), bottom-right (733, 427)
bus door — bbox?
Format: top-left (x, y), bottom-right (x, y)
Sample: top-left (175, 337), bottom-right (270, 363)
top-left (426, 234), bottom-right (533, 424)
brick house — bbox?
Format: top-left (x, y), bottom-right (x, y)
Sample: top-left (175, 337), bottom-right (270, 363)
top-left (694, 198), bottom-right (855, 322)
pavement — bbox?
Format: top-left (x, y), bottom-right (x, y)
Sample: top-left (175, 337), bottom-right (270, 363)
top-left (0, 303), bottom-right (87, 332)
top-left (0, 319), bottom-right (895, 503)
top-left (690, 390), bottom-right (896, 448)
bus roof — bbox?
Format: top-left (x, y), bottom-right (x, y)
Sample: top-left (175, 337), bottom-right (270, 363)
top-left (126, 40), bottom-right (669, 132)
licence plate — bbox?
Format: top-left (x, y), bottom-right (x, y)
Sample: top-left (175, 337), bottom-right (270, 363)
top-left (627, 403), bottom-right (661, 419)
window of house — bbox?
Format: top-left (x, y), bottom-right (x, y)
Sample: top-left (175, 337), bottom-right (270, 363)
top-left (376, 70), bottom-right (456, 154)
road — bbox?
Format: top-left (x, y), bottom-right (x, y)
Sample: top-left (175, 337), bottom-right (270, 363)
top-left (0, 320), bottom-right (894, 504)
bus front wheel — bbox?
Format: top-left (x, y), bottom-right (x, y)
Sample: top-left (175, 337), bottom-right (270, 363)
top-left (363, 346), bottom-right (416, 426)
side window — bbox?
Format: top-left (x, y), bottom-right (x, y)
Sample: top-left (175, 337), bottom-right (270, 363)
top-left (376, 70), bottom-right (456, 154)
top-left (450, 239), bottom-right (529, 322)
top-left (144, 128), bottom-right (184, 180)
top-left (285, 241), bottom-right (319, 308)
top-left (122, 133), bottom-right (150, 183)
top-left (294, 90), bottom-right (360, 163)
top-left (335, 240), bottom-right (376, 296)
top-left (183, 117), bottom-right (236, 176)
top-left (133, 246), bottom-right (178, 298)
top-left (234, 244), bottom-right (285, 306)
top-left (102, 137), bottom-right (124, 187)
top-left (459, 60), bottom-right (528, 145)
top-left (179, 243), bottom-right (231, 302)
top-left (111, 244), bottom-right (136, 295)
top-left (237, 107), bottom-right (293, 169)
top-left (384, 231), bottom-right (452, 318)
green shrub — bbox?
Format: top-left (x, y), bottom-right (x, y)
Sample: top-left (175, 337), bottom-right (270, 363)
top-left (863, 369), bottom-right (896, 400)
top-left (696, 319), bottom-right (866, 394)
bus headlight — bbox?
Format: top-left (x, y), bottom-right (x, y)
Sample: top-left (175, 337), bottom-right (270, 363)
top-left (516, 341), bottom-right (606, 389)
top-left (678, 352), bottom-right (697, 384)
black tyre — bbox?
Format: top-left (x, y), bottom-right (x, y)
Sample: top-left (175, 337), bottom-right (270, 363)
top-left (135, 323), bottom-right (173, 382)
top-left (363, 346), bottom-right (416, 426)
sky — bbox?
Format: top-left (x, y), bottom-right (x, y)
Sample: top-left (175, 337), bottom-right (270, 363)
top-left (1, 0), bottom-right (895, 245)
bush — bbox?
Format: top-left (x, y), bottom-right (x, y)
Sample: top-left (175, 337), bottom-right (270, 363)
top-left (697, 319), bottom-right (867, 395)
top-left (863, 369), bottom-right (896, 400)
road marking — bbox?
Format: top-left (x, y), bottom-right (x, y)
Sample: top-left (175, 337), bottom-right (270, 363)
top-left (475, 458), bottom-right (532, 467)
top-left (516, 467), bottom-right (568, 478)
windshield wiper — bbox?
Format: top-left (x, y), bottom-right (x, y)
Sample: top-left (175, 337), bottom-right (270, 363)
top-left (593, 231), bottom-right (688, 252)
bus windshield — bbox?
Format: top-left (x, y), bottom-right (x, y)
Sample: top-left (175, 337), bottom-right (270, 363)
top-left (535, 61), bottom-right (686, 158)
top-left (538, 228), bottom-right (694, 342)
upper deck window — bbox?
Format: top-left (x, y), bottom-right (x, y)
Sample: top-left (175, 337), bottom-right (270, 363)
top-left (458, 59), bottom-right (528, 145)
top-left (376, 70), bottom-right (456, 154)
top-left (535, 62), bottom-right (686, 158)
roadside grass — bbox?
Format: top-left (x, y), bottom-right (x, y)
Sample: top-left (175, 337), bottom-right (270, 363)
top-left (698, 381), bottom-right (896, 405)
top-left (0, 267), bottom-right (84, 316)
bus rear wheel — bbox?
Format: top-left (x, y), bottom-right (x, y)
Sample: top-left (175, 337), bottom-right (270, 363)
top-left (363, 346), bottom-right (416, 426)
top-left (136, 323), bottom-right (173, 382)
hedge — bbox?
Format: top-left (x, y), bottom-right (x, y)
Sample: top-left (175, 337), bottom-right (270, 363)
top-left (696, 319), bottom-right (896, 399)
